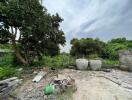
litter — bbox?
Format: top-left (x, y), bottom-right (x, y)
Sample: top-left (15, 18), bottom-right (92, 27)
top-left (44, 75), bottom-right (76, 95)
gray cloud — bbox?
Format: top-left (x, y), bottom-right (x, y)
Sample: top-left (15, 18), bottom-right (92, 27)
top-left (44, 0), bottom-right (132, 52)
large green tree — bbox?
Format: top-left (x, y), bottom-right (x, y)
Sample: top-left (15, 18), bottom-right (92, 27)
top-left (0, 0), bottom-right (65, 65)
top-left (70, 38), bottom-right (105, 57)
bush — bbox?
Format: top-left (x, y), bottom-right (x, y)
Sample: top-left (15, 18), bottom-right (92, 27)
top-left (0, 44), bottom-right (12, 49)
top-left (0, 53), bottom-right (13, 67)
top-left (43, 55), bottom-right (75, 69)
top-left (102, 59), bottom-right (119, 65)
top-left (70, 38), bottom-right (105, 57)
top-left (87, 54), bottom-right (100, 59)
top-left (103, 43), bottom-right (127, 60)
top-left (102, 59), bottom-right (119, 69)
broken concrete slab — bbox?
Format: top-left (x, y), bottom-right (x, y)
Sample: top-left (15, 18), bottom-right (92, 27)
top-left (0, 77), bottom-right (17, 84)
top-left (32, 71), bottom-right (47, 83)
top-left (0, 77), bottom-right (22, 100)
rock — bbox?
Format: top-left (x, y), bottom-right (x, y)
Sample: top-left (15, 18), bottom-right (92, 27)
top-left (76, 59), bottom-right (88, 70)
top-left (17, 68), bottom-right (23, 72)
top-left (89, 60), bottom-right (102, 71)
top-left (102, 69), bottom-right (112, 72)
top-left (119, 50), bottom-right (132, 71)
top-left (68, 66), bottom-right (75, 69)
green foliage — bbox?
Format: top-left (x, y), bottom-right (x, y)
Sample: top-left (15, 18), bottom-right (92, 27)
top-left (109, 37), bottom-right (127, 43)
top-left (102, 59), bottom-right (119, 69)
top-left (70, 38), bottom-right (105, 58)
top-left (0, 53), bottom-right (13, 67)
top-left (0, 67), bottom-right (16, 80)
top-left (103, 43), bottom-right (127, 60)
top-left (87, 54), bottom-right (100, 59)
top-left (42, 55), bottom-right (75, 69)
top-left (102, 59), bottom-right (119, 65)
top-left (0, 54), bottom-right (16, 79)
top-left (70, 37), bottom-right (132, 60)
top-left (0, 0), bottom-right (65, 65)
top-left (0, 44), bottom-right (12, 49)
top-left (103, 38), bottom-right (132, 60)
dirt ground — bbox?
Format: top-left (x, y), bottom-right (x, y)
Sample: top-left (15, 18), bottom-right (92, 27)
top-left (60, 69), bottom-right (132, 100)
top-left (13, 69), bottom-right (132, 100)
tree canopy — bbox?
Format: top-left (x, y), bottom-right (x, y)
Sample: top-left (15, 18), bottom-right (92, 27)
top-left (70, 38), bottom-right (105, 57)
top-left (70, 38), bottom-right (132, 60)
top-left (0, 0), bottom-right (65, 65)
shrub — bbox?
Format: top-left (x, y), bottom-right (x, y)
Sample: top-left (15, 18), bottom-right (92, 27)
top-left (0, 67), bottom-right (16, 80)
top-left (87, 54), bottom-right (100, 59)
top-left (102, 59), bottom-right (119, 66)
top-left (0, 53), bottom-right (13, 67)
top-left (70, 38), bottom-right (105, 58)
top-left (43, 55), bottom-right (75, 69)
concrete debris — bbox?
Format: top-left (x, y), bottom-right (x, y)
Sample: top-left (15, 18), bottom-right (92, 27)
top-left (32, 71), bottom-right (47, 83)
top-left (0, 77), bottom-right (22, 100)
top-left (17, 68), bottom-right (23, 72)
top-left (13, 69), bottom-right (132, 100)
top-left (68, 65), bottom-right (75, 69)
top-left (102, 69), bottom-right (112, 72)
top-left (44, 75), bottom-right (76, 95)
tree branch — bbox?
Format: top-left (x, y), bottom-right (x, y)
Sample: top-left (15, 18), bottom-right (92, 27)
top-left (15, 27), bottom-right (17, 38)
top-left (11, 26), bottom-right (14, 34)
top-left (18, 34), bottom-right (21, 41)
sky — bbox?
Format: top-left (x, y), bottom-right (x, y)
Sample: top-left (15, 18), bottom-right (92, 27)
top-left (43, 0), bottom-right (132, 53)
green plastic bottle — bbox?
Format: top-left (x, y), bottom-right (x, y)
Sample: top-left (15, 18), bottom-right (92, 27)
top-left (44, 84), bottom-right (54, 95)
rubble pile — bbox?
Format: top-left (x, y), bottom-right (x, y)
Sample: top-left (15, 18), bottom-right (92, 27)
top-left (0, 77), bottom-right (22, 100)
top-left (15, 70), bottom-right (76, 100)
top-left (44, 75), bottom-right (76, 95)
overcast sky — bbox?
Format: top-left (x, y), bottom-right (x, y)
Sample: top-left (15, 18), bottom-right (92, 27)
top-left (43, 0), bottom-right (132, 53)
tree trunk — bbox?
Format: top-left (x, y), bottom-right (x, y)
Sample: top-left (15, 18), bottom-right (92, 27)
top-left (11, 36), bottom-right (29, 65)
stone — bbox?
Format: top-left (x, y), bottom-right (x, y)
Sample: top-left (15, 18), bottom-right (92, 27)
top-left (17, 68), bottom-right (23, 72)
top-left (102, 69), bottom-right (112, 72)
top-left (68, 66), bottom-right (75, 69)
top-left (89, 60), bottom-right (102, 71)
top-left (76, 59), bottom-right (88, 70)
top-left (119, 50), bottom-right (132, 71)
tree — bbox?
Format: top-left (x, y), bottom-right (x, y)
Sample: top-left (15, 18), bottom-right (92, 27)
top-left (103, 38), bottom-right (132, 60)
top-left (108, 38), bottom-right (127, 44)
top-left (70, 38), bottom-right (105, 57)
top-left (0, 0), bottom-right (65, 65)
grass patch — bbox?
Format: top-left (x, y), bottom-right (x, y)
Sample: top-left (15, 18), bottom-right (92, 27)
top-left (102, 59), bottom-right (119, 65)
top-left (35, 55), bottom-right (76, 69)
top-left (0, 53), bottom-right (13, 67)
top-left (0, 67), bottom-right (17, 80)
top-left (57, 88), bottom-right (74, 100)
top-left (102, 59), bottom-right (119, 69)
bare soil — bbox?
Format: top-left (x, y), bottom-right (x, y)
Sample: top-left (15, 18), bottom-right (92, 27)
top-left (60, 69), bottom-right (132, 100)
top-left (13, 69), bottom-right (132, 100)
